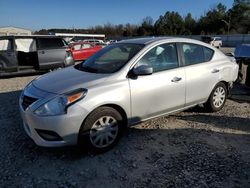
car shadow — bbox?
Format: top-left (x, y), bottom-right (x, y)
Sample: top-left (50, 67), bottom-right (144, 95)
top-left (174, 114), bottom-right (250, 133)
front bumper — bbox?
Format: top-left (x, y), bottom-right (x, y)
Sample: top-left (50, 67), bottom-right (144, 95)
top-left (19, 85), bottom-right (89, 147)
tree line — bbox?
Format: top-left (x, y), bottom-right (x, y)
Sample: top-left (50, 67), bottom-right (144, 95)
top-left (35, 2), bottom-right (250, 38)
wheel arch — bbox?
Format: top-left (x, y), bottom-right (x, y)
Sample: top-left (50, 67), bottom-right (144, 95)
top-left (77, 103), bottom-right (128, 145)
top-left (217, 80), bottom-right (230, 97)
top-left (99, 104), bottom-right (128, 125)
top-left (78, 103), bottom-right (128, 133)
top-left (205, 80), bottom-right (230, 104)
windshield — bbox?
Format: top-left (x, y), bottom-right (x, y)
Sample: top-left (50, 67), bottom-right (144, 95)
top-left (77, 43), bottom-right (144, 73)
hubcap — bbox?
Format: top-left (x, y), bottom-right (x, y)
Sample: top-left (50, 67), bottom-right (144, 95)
top-left (212, 86), bottom-right (226, 108)
top-left (90, 116), bottom-right (118, 148)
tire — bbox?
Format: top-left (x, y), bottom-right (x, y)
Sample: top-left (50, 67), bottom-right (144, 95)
top-left (78, 106), bottom-right (123, 152)
top-left (204, 82), bottom-right (227, 112)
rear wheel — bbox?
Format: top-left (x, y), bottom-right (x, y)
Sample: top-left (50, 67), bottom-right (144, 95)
top-left (204, 82), bottom-right (227, 112)
top-left (79, 107), bottom-right (123, 152)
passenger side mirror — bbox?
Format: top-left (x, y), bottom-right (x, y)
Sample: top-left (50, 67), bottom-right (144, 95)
top-left (133, 65), bottom-right (153, 76)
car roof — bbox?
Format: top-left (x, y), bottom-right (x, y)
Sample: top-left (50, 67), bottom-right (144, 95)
top-left (117, 37), bottom-right (210, 46)
top-left (117, 37), bottom-right (173, 45)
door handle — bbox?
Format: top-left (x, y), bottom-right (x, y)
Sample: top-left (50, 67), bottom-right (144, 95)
top-left (171, 77), bottom-right (182, 82)
top-left (212, 69), bottom-right (220, 73)
top-left (39, 51), bottom-right (45, 54)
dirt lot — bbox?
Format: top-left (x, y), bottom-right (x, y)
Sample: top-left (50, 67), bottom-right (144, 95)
top-left (0, 75), bottom-right (250, 188)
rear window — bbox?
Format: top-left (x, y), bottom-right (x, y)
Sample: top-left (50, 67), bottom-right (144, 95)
top-left (214, 38), bottom-right (221, 41)
top-left (37, 38), bottom-right (65, 49)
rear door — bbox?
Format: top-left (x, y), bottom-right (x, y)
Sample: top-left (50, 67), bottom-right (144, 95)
top-left (0, 38), bottom-right (18, 72)
top-left (179, 43), bottom-right (218, 106)
top-left (37, 37), bottom-right (67, 69)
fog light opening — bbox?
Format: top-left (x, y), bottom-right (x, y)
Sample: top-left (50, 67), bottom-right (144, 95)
top-left (36, 129), bottom-right (63, 141)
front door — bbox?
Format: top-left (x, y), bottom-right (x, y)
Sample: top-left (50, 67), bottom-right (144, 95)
top-left (129, 43), bottom-right (185, 121)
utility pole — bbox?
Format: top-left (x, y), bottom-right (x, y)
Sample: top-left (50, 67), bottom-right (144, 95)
top-left (221, 19), bottom-right (231, 35)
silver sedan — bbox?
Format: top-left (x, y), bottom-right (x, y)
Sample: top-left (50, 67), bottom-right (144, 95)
top-left (19, 37), bottom-right (239, 152)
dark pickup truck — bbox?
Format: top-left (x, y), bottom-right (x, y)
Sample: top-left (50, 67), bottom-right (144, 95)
top-left (0, 36), bottom-right (74, 76)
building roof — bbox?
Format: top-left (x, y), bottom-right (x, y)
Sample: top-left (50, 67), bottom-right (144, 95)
top-left (0, 26), bottom-right (32, 32)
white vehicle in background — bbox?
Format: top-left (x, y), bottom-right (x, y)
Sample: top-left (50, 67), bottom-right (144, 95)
top-left (201, 36), bottom-right (222, 48)
top-left (210, 37), bottom-right (222, 48)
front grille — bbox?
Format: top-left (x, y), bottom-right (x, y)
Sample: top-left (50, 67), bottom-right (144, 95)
top-left (22, 95), bottom-right (38, 111)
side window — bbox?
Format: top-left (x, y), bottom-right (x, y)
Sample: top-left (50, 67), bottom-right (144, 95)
top-left (181, 43), bottom-right (205, 65)
top-left (81, 44), bottom-right (92, 49)
top-left (203, 47), bottom-right (214, 61)
top-left (137, 43), bottom-right (178, 72)
top-left (15, 39), bottom-right (36, 52)
top-left (0, 39), bottom-right (13, 51)
top-left (37, 38), bottom-right (65, 49)
top-left (73, 44), bottom-right (81, 50)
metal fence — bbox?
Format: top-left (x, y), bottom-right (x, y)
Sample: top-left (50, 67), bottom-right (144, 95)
top-left (187, 35), bottom-right (250, 47)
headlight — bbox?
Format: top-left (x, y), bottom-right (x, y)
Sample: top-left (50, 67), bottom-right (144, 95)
top-left (34, 88), bottom-right (87, 116)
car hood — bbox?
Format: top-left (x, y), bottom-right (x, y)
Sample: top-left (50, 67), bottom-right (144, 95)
top-left (32, 66), bottom-right (109, 94)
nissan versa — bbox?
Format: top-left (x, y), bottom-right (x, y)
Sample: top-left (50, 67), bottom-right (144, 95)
top-left (19, 37), bottom-right (239, 152)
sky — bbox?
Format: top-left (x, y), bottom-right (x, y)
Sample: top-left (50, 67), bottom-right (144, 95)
top-left (0, 0), bottom-right (234, 31)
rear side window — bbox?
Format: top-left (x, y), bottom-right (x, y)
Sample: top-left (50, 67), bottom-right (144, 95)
top-left (203, 47), bottom-right (214, 61)
top-left (0, 39), bottom-right (13, 51)
top-left (37, 38), bottom-right (65, 49)
top-left (181, 43), bottom-right (214, 65)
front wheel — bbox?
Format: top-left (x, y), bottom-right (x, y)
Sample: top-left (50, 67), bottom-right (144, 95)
top-left (204, 82), bottom-right (227, 112)
top-left (79, 107), bottom-right (123, 152)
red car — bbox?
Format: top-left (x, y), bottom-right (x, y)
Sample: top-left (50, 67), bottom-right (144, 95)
top-left (69, 42), bottom-right (102, 61)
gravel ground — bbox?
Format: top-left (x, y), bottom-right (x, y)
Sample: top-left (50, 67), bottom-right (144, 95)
top-left (0, 75), bottom-right (250, 188)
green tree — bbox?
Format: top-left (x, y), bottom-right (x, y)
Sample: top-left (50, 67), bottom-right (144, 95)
top-left (154, 11), bottom-right (184, 35)
top-left (228, 3), bottom-right (250, 33)
top-left (137, 16), bottom-right (154, 36)
top-left (197, 3), bottom-right (227, 34)
top-left (184, 13), bottom-right (196, 35)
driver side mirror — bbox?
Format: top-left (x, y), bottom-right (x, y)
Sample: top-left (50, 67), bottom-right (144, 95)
top-left (133, 65), bottom-right (153, 76)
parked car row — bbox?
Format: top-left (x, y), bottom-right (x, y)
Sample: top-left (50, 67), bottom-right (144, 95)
top-left (19, 37), bottom-right (238, 152)
top-left (0, 36), bottom-right (110, 76)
